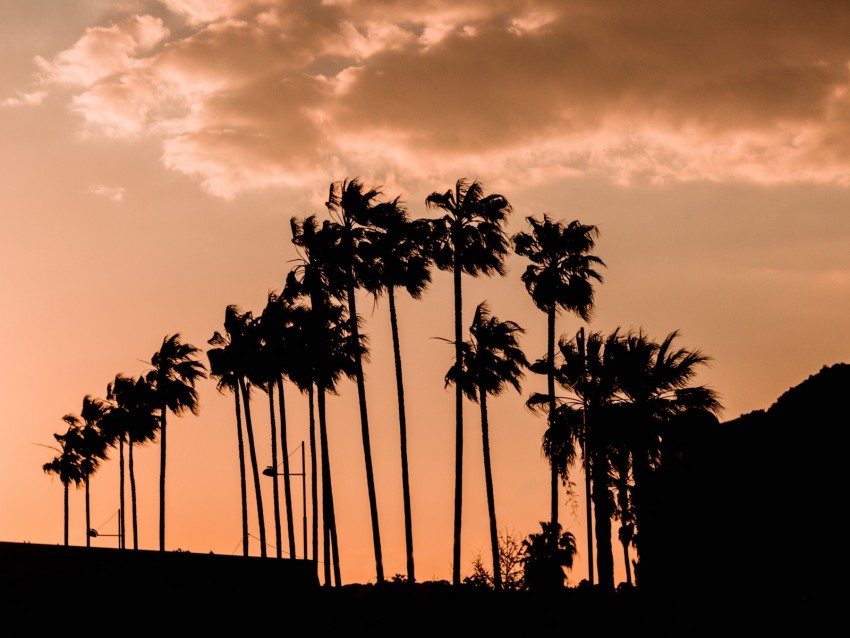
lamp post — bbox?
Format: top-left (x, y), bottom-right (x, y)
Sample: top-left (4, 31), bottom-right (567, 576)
top-left (263, 441), bottom-right (307, 562)
top-left (88, 509), bottom-right (123, 548)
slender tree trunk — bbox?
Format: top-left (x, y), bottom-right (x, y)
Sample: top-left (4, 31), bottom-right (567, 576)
top-left (268, 384), bottom-right (283, 558)
top-left (119, 437), bottom-right (125, 550)
top-left (480, 391), bottom-right (501, 590)
top-left (159, 408), bottom-right (167, 552)
top-left (308, 385), bottom-right (318, 565)
top-left (579, 328), bottom-right (594, 586)
top-left (63, 482), bottom-right (69, 546)
top-left (346, 273), bottom-right (384, 584)
top-left (278, 377), bottom-right (297, 560)
top-left (547, 305), bottom-right (558, 527)
top-left (235, 385), bottom-right (249, 557)
top-left (591, 446), bottom-right (615, 591)
top-left (239, 377), bottom-right (267, 557)
top-left (388, 287), bottom-right (415, 582)
top-left (621, 535), bottom-right (632, 586)
top-left (85, 477), bottom-right (91, 548)
top-left (317, 386), bottom-right (341, 587)
top-left (452, 241), bottom-right (464, 586)
top-left (129, 441), bottom-right (138, 550)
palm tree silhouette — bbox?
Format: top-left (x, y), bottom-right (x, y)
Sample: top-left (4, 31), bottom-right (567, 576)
top-left (426, 178), bottom-right (512, 585)
top-left (258, 291), bottom-right (302, 560)
top-left (58, 396), bottom-right (110, 547)
top-left (612, 329), bottom-right (721, 588)
top-left (555, 328), bottom-right (622, 590)
top-left (444, 302), bottom-right (527, 590)
top-left (102, 374), bottom-right (158, 549)
top-left (288, 215), bottom-right (356, 586)
top-left (146, 333), bottom-right (206, 552)
top-left (207, 307), bottom-right (267, 557)
top-left (512, 215), bottom-right (604, 541)
top-left (324, 177), bottom-right (386, 583)
top-left (359, 194), bottom-right (433, 583)
top-left (520, 521), bottom-right (578, 591)
top-left (42, 418), bottom-right (83, 546)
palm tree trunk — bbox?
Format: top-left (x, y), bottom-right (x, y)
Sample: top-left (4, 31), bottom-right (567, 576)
top-left (308, 385), bottom-right (318, 565)
top-left (591, 447), bottom-right (615, 590)
top-left (119, 437), bottom-right (125, 550)
top-left (277, 378), bottom-right (297, 560)
top-left (158, 408), bottom-right (167, 552)
top-left (345, 274), bottom-right (384, 584)
top-left (239, 377), bottom-right (267, 557)
top-left (579, 328), bottom-right (594, 586)
top-left (317, 386), bottom-right (341, 586)
top-left (621, 535), bottom-right (632, 585)
top-left (268, 385), bottom-right (283, 558)
top-left (85, 477), bottom-right (91, 548)
top-left (129, 441), bottom-right (138, 550)
top-left (388, 287), bottom-right (415, 582)
top-left (234, 385), bottom-right (249, 557)
top-left (547, 305), bottom-right (558, 527)
top-left (63, 482), bottom-right (69, 546)
top-left (452, 242), bottom-right (464, 586)
top-left (480, 391), bottom-right (501, 590)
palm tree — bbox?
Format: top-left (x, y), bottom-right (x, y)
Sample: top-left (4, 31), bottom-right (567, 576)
top-left (288, 216), bottom-right (354, 586)
top-left (359, 195), bottom-right (433, 583)
top-left (512, 215), bottom-right (604, 541)
top-left (324, 177), bottom-right (386, 583)
top-left (426, 178), bottom-right (512, 585)
top-left (520, 521), bottom-right (578, 592)
top-left (612, 329), bottom-right (721, 589)
top-left (146, 333), bottom-right (206, 552)
top-left (42, 418), bottom-right (83, 546)
top-left (207, 306), bottom-right (267, 557)
top-left (102, 374), bottom-right (159, 550)
top-left (73, 394), bottom-right (109, 547)
top-left (555, 328), bottom-right (622, 590)
top-left (444, 302), bottom-right (527, 590)
top-left (258, 291), bottom-right (307, 560)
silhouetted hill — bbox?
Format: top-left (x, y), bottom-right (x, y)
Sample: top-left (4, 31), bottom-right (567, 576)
top-left (649, 363), bottom-right (848, 601)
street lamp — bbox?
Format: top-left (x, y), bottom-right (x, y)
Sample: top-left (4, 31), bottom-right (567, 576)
top-left (263, 441), bottom-right (307, 562)
top-left (88, 509), bottom-right (123, 548)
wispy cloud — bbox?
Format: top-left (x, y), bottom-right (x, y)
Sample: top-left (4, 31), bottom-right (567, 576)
top-left (1, 91), bottom-right (46, 107)
top-left (86, 184), bottom-right (126, 202)
top-left (20, 0), bottom-right (850, 197)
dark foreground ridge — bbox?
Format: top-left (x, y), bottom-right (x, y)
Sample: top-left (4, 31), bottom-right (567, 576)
top-left (0, 541), bottom-right (819, 636)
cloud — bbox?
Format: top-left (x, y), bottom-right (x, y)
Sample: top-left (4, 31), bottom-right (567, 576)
top-left (1, 91), bottom-right (46, 107)
top-left (25, 0), bottom-right (850, 197)
top-left (87, 184), bottom-right (126, 202)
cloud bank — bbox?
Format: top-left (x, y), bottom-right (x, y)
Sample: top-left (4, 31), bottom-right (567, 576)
top-left (22, 0), bottom-right (850, 197)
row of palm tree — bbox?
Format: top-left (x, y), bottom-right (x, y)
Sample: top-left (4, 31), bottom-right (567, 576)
top-left (43, 176), bottom-right (720, 594)
top-left (43, 335), bottom-right (206, 551)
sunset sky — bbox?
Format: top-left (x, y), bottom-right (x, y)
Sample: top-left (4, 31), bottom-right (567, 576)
top-left (2, 0), bottom-right (848, 587)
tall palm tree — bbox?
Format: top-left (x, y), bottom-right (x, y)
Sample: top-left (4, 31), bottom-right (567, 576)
top-left (258, 291), bottom-right (304, 560)
top-left (102, 374), bottom-right (159, 550)
top-left (426, 178), bottom-right (512, 585)
top-left (555, 328), bottom-right (622, 590)
top-left (146, 333), bottom-right (206, 552)
top-left (288, 216), bottom-right (354, 586)
top-left (42, 419), bottom-right (83, 546)
top-left (61, 396), bottom-right (110, 547)
top-left (612, 329), bottom-right (721, 589)
top-left (325, 177), bottom-right (386, 583)
top-left (444, 302), bottom-right (527, 590)
top-left (512, 215), bottom-right (605, 542)
top-left (359, 195), bottom-right (433, 583)
top-left (208, 306), bottom-right (267, 558)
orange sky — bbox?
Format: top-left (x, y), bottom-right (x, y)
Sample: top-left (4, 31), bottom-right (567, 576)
top-left (2, 0), bottom-right (848, 587)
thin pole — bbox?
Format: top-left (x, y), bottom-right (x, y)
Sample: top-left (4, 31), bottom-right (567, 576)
top-left (301, 441), bottom-right (307, 562)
